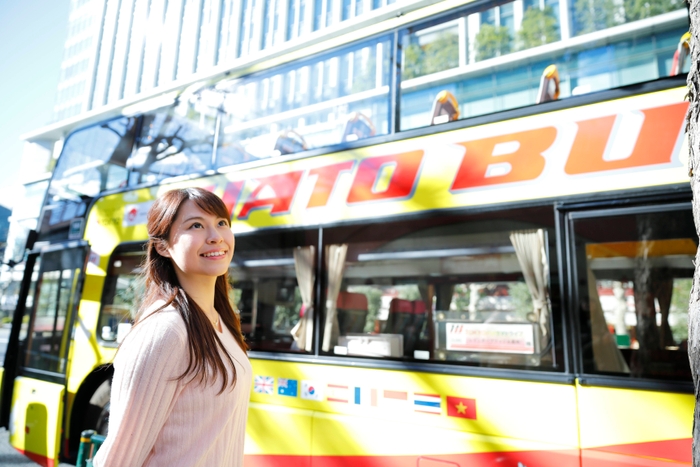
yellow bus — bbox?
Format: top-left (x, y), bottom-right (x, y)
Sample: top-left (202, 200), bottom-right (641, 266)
top-left (0, 0), bottom-right (694, 465)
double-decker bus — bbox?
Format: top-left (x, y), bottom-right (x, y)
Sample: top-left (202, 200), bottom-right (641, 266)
top-left (0, 0), bottom-right (693, 465)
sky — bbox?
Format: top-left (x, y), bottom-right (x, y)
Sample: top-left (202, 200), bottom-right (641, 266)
top-left (0, 0), bottom-right (70, 210)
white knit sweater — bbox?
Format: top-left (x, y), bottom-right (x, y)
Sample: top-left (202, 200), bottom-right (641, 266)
top-left (93, 304), bottom-right (251, 467)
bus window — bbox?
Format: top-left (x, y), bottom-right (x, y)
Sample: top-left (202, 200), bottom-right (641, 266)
top-left (98, 251), bottom-right (145, 343)
top-left (21, 248), bottom-right (87, 376)
top-left (321, 207), bottom-right (562, 370)
top-left (571, 206), bottom-right (693, 381)
top-left (215, 36), bottom-right (392, 163)
top-left (129, 101), bottom-right (216, 185)
top-left (399, 0), bottom-right (689, 130)
top-left (40, 117), bottom-right (137, 238)
top-left (231, 230), bottom-right (319, 353)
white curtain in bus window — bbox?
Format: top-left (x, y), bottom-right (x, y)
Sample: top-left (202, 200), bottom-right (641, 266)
top-left (324, 207), bottom-right (560, 370)
top-left (573, 208), bottom-right (693, 381)
top-left (399, 0), bottom-right (689, 131)
top-left (213, 37), bottom-right (392, 168)
top-left (322, 244), bottom-right (348, 352)
top-left (510, 230), bottom-right (550, 349)
top-left (290, 246), bottom-right (316, 352)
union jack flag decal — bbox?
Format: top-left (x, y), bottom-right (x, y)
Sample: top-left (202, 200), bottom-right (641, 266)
top-left (254, 375), bottom-right (274, 394)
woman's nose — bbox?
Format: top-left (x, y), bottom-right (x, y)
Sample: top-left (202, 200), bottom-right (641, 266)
top-left (207, 228), bottom-right (223, 243)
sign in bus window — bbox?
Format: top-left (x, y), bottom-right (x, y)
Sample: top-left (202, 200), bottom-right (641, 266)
top-left (322, 207), bottom-right (560, 370)
top-left (573, 208), bottom-right (693, 381)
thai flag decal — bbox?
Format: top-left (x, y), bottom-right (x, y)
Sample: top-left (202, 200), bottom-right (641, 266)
top-left (413, 393), bottom-right (441, 414)
top-left (253, 375), bottom-right (274, 395)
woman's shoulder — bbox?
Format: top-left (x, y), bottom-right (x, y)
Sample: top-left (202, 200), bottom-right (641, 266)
top-left (127, 300), bottom-right (188, 345)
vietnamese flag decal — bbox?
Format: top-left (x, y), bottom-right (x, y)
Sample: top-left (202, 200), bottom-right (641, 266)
top-left (446, 396), bottom-right (477, 419)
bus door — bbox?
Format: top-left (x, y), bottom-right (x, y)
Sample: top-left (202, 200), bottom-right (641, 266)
top-left (566, 204), bottom-right (694, 467)
top-left (6, 242), bottom-right (88, 467)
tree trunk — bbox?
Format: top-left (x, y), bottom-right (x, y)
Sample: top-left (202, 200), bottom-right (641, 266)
top-left (687, 0), bottom-right (700, 464)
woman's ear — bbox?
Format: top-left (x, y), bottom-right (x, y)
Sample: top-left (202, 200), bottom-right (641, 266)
top-left (155, 240), bottom-right (171, 258)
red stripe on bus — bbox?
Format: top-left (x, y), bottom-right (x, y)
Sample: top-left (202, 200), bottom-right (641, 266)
top-left (245, 449), bottom-right (580, 467)
top-left (582, 438), bottom-right (691, 465)
top-left (244, 438), bottom-right (691, 467)
top-left (14, 448), bottom-right (54, 467)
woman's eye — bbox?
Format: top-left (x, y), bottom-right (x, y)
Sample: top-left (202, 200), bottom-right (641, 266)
top-left (191, 222), bottom-right (203, 229)
top-left (219, 220), bottom-right (229, 227)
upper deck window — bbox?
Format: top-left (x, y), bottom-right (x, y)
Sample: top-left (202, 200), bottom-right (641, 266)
top-left (400, 0), bottom-right (689, 130)
top-left (129, 96), bottom-right (217, 185)
top-left (39, 117), bottom-right (137, 238)
top-left (215, 36), bottom-right (392, 166)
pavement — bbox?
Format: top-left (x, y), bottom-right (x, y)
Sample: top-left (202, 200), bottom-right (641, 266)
top-left (0, 428), bottom-right (73, 466)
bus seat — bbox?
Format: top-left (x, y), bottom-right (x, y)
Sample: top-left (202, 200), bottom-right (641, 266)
top-left (670, 32), bottom-right (690, 76)
top-left (402, 300), bottom-right (427, 356)
top-left (273, 130), bottom-right (307, 156)
top-left (430, 91), bottom-right (460, 126)
top-left (384, 298), bottom-right (414, 335)
top-left (337, 291), bottom-right (369, 334)
top-left (412, 300), bottom-right (426, 331)
top-left (342, 112), bottom-right (376, 142)
top-left (536, 65), bottom-right (560, 104)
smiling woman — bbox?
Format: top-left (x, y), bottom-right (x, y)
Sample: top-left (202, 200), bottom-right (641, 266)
top-left (92, 187), bottom-right (251, 467)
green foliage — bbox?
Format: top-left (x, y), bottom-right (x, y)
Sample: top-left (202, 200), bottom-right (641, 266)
top-left (670, 278), bottom-right (691, 342)
top-left (574, 0), bottom-right (621, 35)
top-left (474, 24), bottom-right (512, 61)
top-left (509, 282), bottom-right (534, 321)
top-left (402, 32), bottom-right (460, 80)
top-left (622, 0), bottom-right (683, 22)
top-left (517, 6), bottom-right (560, 50)
top-left (451, 284), bottom-right (471, 311)
top-left (395, 285), bottom-right (422, 301)
top-left (273, 287), bottom-right (303, 332)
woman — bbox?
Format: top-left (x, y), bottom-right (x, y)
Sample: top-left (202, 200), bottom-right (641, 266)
top-left (94, 187), bottom-right (251, 467)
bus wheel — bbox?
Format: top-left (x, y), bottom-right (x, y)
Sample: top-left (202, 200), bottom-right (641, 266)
top-left (87, 380), bottom-right (111, 436)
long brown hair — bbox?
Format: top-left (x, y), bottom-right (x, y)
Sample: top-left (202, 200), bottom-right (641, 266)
top-left (136, 187), bottom-right (247, 394)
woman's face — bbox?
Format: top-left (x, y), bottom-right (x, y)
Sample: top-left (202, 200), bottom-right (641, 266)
top-left (159, 199), bottom-right (235, 280)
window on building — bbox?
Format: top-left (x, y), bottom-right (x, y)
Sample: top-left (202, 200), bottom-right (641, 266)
top-left (239, 0), bottom-right (260, 57)
top-left (263, 0), bottom-right (285, 49)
